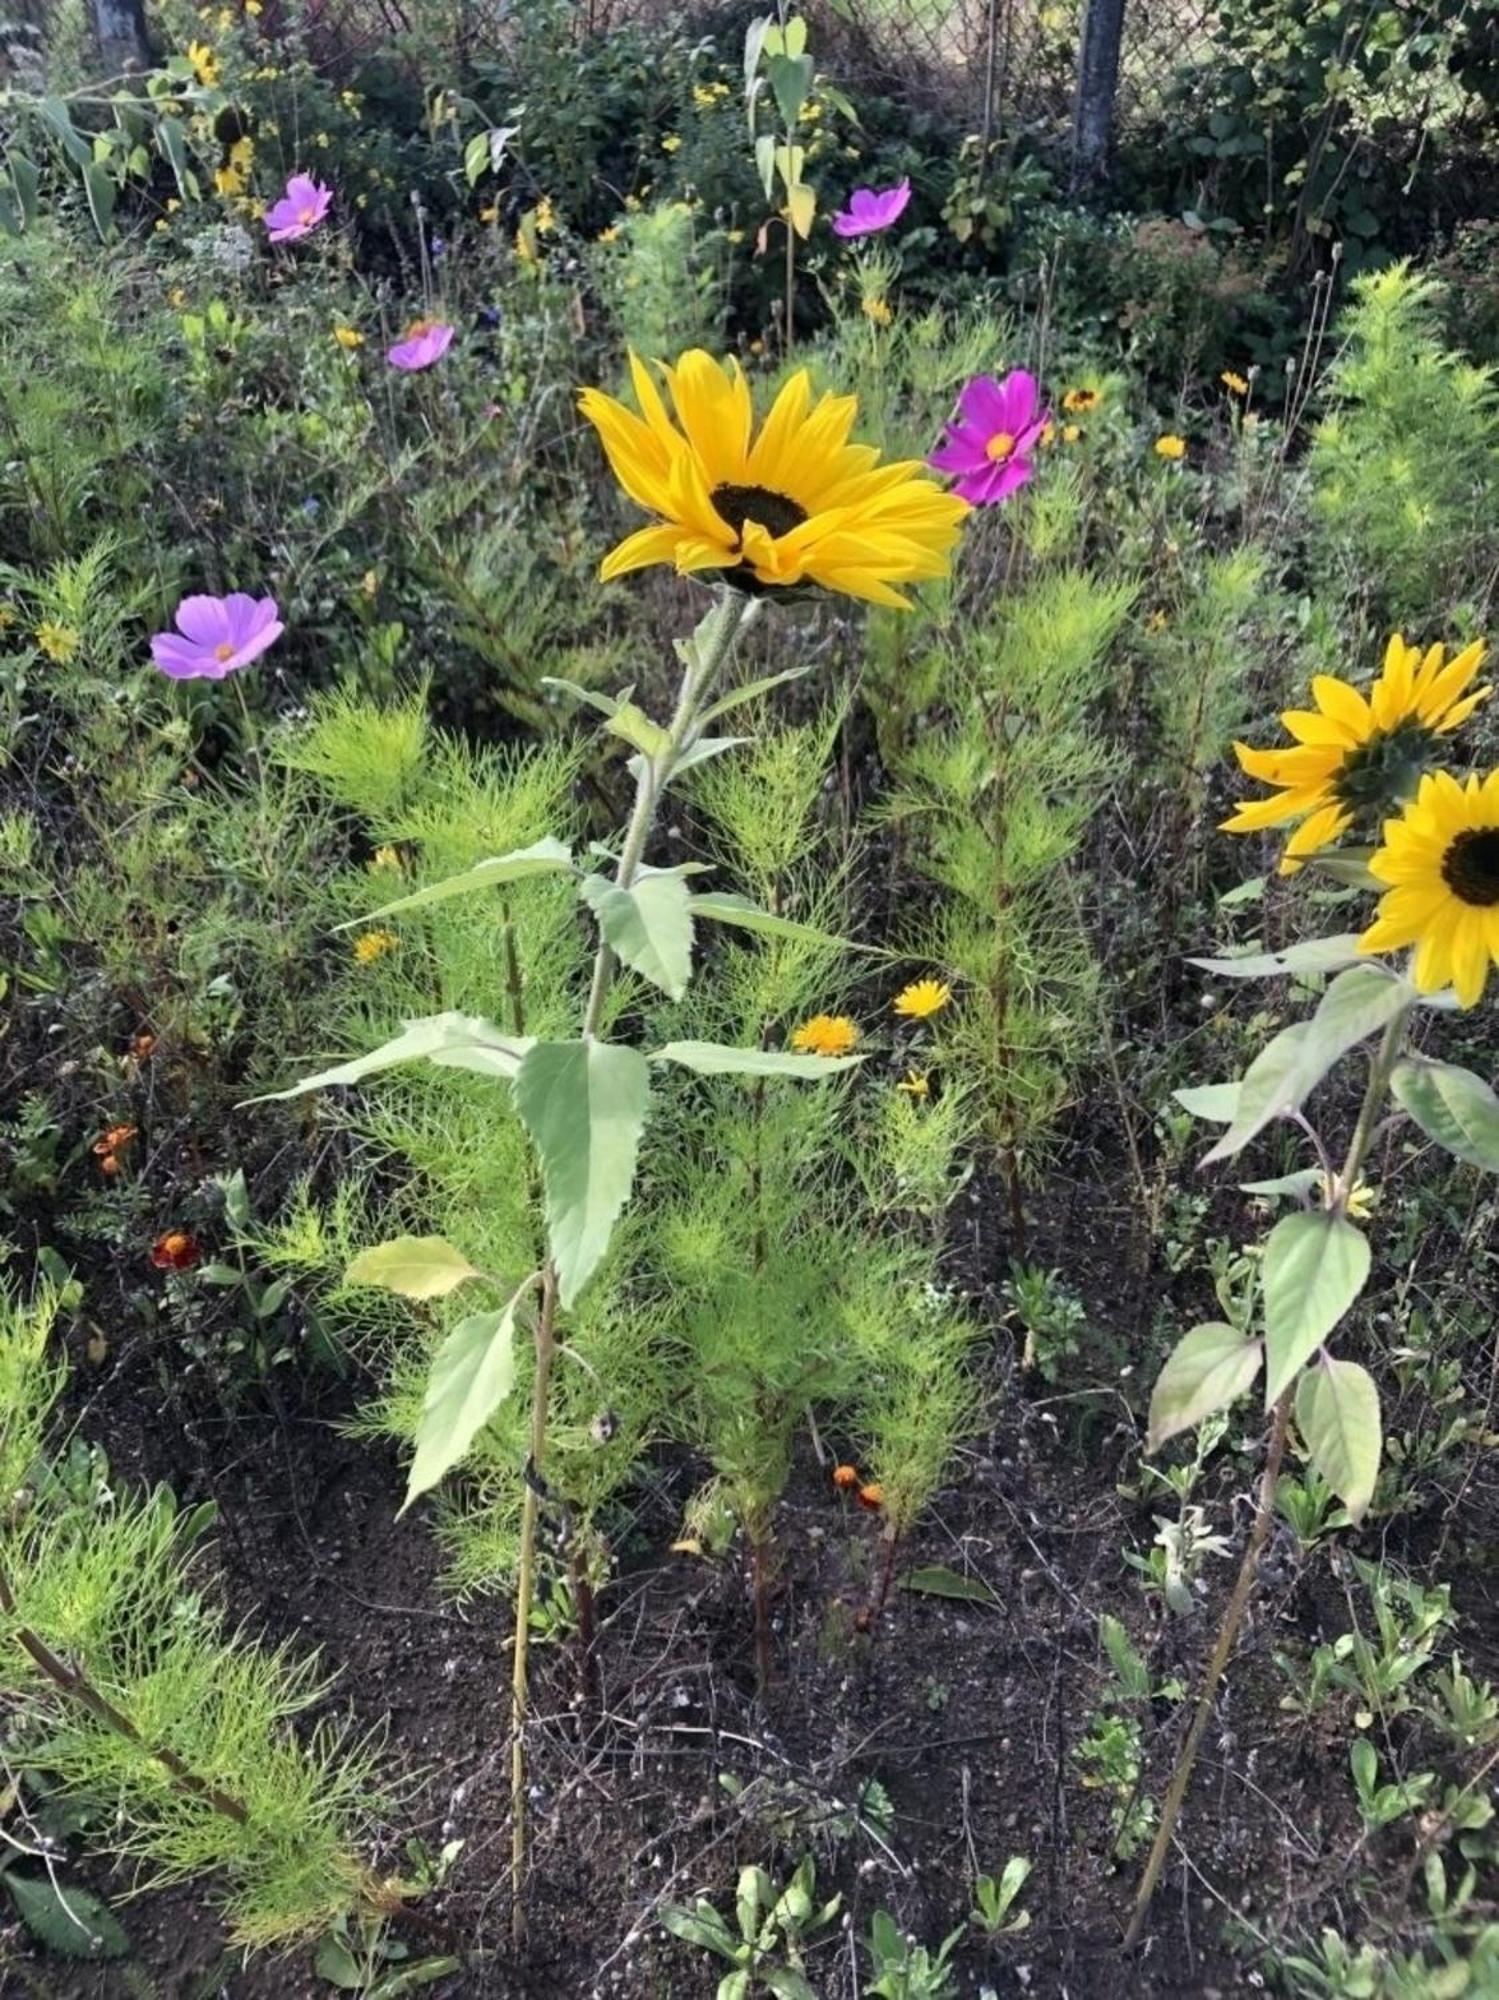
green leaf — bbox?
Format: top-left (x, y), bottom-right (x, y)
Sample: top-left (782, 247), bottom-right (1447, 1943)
top-left (766, 52), bottom-right (813, 126)
top-left (1262, 1211), bottom-right (1371, 1407)
top-left (1148, 1321), bottom-right (1264, 1451)
top-left (247, 1013), bottom-right (532, 1102)
top-left (1204, 967), bottom-right (1412, 1165)
top-left (743, 14), bottom-right (774, 89)
top-left (512, 1041), bottom-right (651, 1306)
top-left (8, 154), bottom-right (40, 229)
top-left (754, 132), bottom-right (777, 199)
top-left (1190, 933), bottom-right (1364, 979)
top-left (1173, 1082), bottom-right (1240, 1123)
top-left (652, 1040), bottom-right (863, 1078)
top-left (900, 1564), bottom-right (998, 1605)
top-left (604, 701), bottom-right (672, 759)
top-left (629, 735), bottom-right (750, 787)
top-left (689, 891), bottom-right (859, 953)
top-left (336, 837), bottom-right (573, 928)
top-left (402, 1281), bottom-right (532, 1508)
top-left (38, 97), bottom-right (93, 167)
top-left (1390, 1055), bottom-right (1499, 1172)
top-left (155, 113), bottom-right (193, 200)
top-left (3, 1874), bottom-right (129, 1959)
top-left (1238, 1168), bottom-right (1324, 1198)
top-left (785, 179), bottom-right (816, 240)
top-left (463, 131), bottom-right (490, 186)
top-left (345, 1236), bottom-right (481, 1300)
top-left (1296, 1356), bottom-right (1381, 1522)
top-left (82, 162), bottom-right (117, 241)
top-left (697, 666), bottom-right (810, 727)
top-left (580, 870), bottom-right (695, 1001)
top-left (540, 675), bottom-right (631, 719)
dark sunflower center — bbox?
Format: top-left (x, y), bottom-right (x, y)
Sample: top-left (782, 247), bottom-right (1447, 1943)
top-left (1441, 827), bottom-right (1499, 907)
top-left (1333, 720), bottom-right (1434, 812)
top-left (710, 482), bottom-right (808, 544)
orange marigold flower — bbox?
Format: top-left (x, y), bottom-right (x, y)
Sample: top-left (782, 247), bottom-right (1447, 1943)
top-left (150, 1230), bottom-right (202, 1272)
top-left (93, 1123), bottom-right (138, 1159)
top-left (857, 1482), bottom-right (884, 1511)
top-left (832, 1463), bottom-right (860, 1492)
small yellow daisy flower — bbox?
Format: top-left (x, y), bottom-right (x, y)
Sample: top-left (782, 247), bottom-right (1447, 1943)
top-left (332, 325), bottom-right (364, 349)
top-left (662, 133), bottom-right (683, 153)
top-left (862, 296), bottom-right (892, 327)
top-left (1062, 387), bottom-right (1100, 414)
top-left (790, 1014), bottom-right (860, 1057)
top-left (1062, 423), bottom-right (1083, 444)
top-left (597, 224), bottom-right (620, 244)
top-left (896, 1070), bottom-right (930, 1099)
top-left (1221, 369), bottom-right (1250, 396)
top-left (187, 41), bottom-right (219, 86)
top-left (1154, 434), bottom-right (1187, 461)
top-left (214, 163), bottom-right (245, 196)
top-left (35, 621), bottom-right (80, 663)
top-left (352, 928), bottom-right (399, 965)
top-left (892, 978), bottom-right (951, 1020)
top-left (535, 195), bottom-right (556, 233)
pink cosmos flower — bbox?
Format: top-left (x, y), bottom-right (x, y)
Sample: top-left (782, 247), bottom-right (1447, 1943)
top-left (150, 593), bottom-right (284, 680)
top-left (387, 319), bottom-right (455, 372)
top-left (263, 173), bottom-right (333, 244)
top-left (928, 369), bottom-right (1050, 506)
top-left (831, 178), bottom-right (911, 239)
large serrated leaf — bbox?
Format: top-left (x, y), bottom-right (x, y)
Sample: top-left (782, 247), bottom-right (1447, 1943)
top-left (1147, 1321), bottom-right (1264, 1451)
top-left (652, 1040), bottom-right (863, 1078)
top-left (345, 1236), bottom-right (480, 1300)
top-left (402, 1281), bottom-right (532, 1508)
top-left (1262, 1210), bottom-right (1371, 1406)
top-left (1189, 934), bottom-right (1364, 980)
top-left (3, 1873), bottom-right (129, 1960)
top-left (580, 870), bottom-right (695, 1000)
top-left (1203, 967), bottom-right (1412, 1166)
top-left (512, 1041), bottom-right (651, 1307)
top-left (1296, 1356), bottom-right (1381, 1522)
top-left (336, 837), bottom-right (573, 929)
top-left (246, 1013), bottom-right (531, 1102)
top-left (1390, 1055), bottom-right (1499, 1172)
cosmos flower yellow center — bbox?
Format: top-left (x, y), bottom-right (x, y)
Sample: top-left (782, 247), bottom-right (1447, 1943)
top-left (985, 430), bottom-right (1017, 462)
top-left (1443, 827), bottom-right (1499, 906)
top-left (213, 641), bottom-right (235, 661)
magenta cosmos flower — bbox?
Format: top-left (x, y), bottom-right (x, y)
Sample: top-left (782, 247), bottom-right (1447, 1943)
top-left (831, 178), bottom-right (911, 239)
top-left (263, 173), bottom-right (333, 244)
top-left (928, 369), bottom-right (1050, 505)
top-left (387, 319), bottom-right (455, 372)
top-left (150, 594), bottom-right (284, 680)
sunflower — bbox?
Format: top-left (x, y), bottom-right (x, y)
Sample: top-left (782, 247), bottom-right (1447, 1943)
top-left (790, 1014), bottom-right (860, 1057)
top-left (1359, 769), bottom-right (1499, 1007)
top-left (1222, 635), bottom-right (1490, 874)
top-left (578, 350), bottom-right (969, 609)
top-left (1062, 386), bottom-right (1100, 413)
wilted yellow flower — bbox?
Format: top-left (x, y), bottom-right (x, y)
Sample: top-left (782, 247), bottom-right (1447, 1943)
top-left (1221, 369), bottom-right (1250, 396)
top-left (893, 978), bottom-right (951, 1020)
top-left (790, 1014), bottom-right (860, 1057)
top-left (1062, 423), bottom-right (1082, 444)
top-left (187, 40), bottom-right (219, 86)
top-left (352, 928), bottom-right (399, 965)
top-left (535, 194), bottom-right (556, 234)
top-left (1154, 434), bottom-right (1186, 461)
top-left (1062, 387), bottom-right (1100, 413)
top-left (368, 845), bottom-right (401, 873)
top-left (896, 1070), bottom-right (930, 1099)
top-left (332, 324), bottom-right (364, 349)
top-left (168, 285), bottom-right (188, 308)
top-left (35, 621), bottom-right (80, 663)
top-left (315, 131), bottom-right (331, 149)
top-left (1145, 608), bottom-right (1168, 633)
top-left (597, 224), bottom-right (620, 244)
top-left (662, 133), bottom-right (683, 153)
top-left (360, 569), bottom-right (379, 596)
top-left (862, 296), bottom-right (892, 327)
top-left (479, 205), bottom-right (498, 224)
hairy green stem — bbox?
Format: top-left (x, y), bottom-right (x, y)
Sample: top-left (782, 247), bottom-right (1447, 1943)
top-left (1124, 1002), bottom-right (1412, 1947)
top-left (509, 586), bottom-right (756, 1937)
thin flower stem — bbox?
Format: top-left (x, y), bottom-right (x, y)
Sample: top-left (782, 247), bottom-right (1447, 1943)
top-left (1124, 1002), bottom-right (1412, 1947)
top-left (510, 586), bottom-right (756, 1938)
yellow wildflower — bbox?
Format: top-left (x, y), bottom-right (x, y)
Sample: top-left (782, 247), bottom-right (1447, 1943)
top-left (35, 622), bottom-right (81, 664)
top-left (352, 929), bottom-right (399, 965)
top-left (790, 1014), bottom-right (859, 1057)
top-left (214, 163), bottom-right (245, 196)
top-left (662, 133), bottom-right (683, 153)
top-left (1145, 608), bottom-right (1169, 633)
top-left (1154, 434), bottom-right (1187, 461)
top-left (332, 325), bottom-right (364, 349)
top-left (597, 224), bottom-right (620, 244)
top-left (168, 285), bottom-right (187, 308)
top-left (187, 41), bottom-right (219, 87)
top-left (368, 845), bottom-right (401, 873)
top-left (1062, 423), bottom-right (1082, 444)
top-left (896, 1070), bottom-right (930, 1099)
top-left (1062, 387), bottom-right (1100, 414)
top-left (479, 205), bottom-right (498, 224)
top-left (1221, 369), bottom-right (1250, 396)
top-left (892, 978), bottom-right (951, 1020)
top-left (862, 296), bottom-right (892, 327)
top-left (535, 194), bottom-right (556, 233)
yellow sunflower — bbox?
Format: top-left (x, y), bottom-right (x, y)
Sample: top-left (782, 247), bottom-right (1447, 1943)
top-left (1359, 769), bottom-right (1499, 1008)
top-left (790, 1014), bottom-right (860, 1057)
top-left (1062, 387), bottom-right (1100, 413)
top-left (578, 350), bottom-right (969, 609)
top-left (1222, 634), bottom-right (1490, 874)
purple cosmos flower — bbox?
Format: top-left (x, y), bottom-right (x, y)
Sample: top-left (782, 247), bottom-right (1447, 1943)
top-left (387, 319), bottom-right (455, 372)
top-left (928, 369), bottom-right (1051, 506)
top-left (830, 178), bottom-right (911, 239)
top-left (263, 173), bottom-right (333, 244)
top-left (150, 593), bottom-right (284, 681)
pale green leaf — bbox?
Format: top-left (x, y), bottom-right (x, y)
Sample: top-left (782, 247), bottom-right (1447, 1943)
top-left (697, 666), bottom-right (810, 727)
top-left (403, 1281), bottom-right (532, 1508)
top-left (689, 891), bottom-right (860, 953)
top-left (652, 1040), bottom-right (863, 1078)
top-left (1189, 934), bottom-right (1364, 979)
top-left (246, 1013), bottom-right (531, 1102)
top-left (580, 870), bottom-right (695, 1001)
top-left (154, 112), bottom-right (193, 199)
top-left (786, 179), bottom-right (816, 239)
top-left (1204, 967), bottom-right (1412, 1165)
top-left (1390, 1055), bottom-right (1499, 1171)
top-left (1296, 1356), bottom-right (1381, 1522)
top-left (1238, 1168), bottom-right (1324, 1198)
top-left (1262, 1210), bottom-right (1371, 1406)
top-left (512, 1041), bottom-right (651, 1306)
top-left (901, 1564), bottom-right (998, 1605)
top-left (82, 161), bottom-right (116, 240)
top-left (628, 736), bottom-right (750, 787)
top-left (540, 676), bottom-right (630, 719)
top-left (1148, 1322), bottom-right (1264, 1451)
top-left (336, 838), bottom-right (573, 928)
top-left (604, 701), bottom-right (672, 759)
top-left (345, 1235), bottom-right (480, 1300)
top-left (1173, 1082), bottom-right (1240, 1123)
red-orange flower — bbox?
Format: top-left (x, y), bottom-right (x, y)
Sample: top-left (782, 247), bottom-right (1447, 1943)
top-left (831, 1463), bottom-right (860, 1492)
top-left (150, 1230), bottom-right (201, 1272)
top-left (93, 1125), bottom-right (138, 1175)
top-left (857, 1482), bottom-right (884, 1512)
